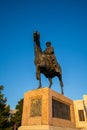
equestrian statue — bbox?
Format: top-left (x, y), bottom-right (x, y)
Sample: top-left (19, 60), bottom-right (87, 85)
top-left (33, 31), bottom-right (64, 94)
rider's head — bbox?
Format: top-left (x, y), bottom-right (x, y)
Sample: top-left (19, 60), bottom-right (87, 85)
top-left (46, 41), bottom-right (51, 47)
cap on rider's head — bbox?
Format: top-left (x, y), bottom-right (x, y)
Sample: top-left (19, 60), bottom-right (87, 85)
top-left (46, 41), bottom-right (51, 46)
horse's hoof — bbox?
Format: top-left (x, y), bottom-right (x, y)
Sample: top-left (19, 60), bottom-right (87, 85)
top-left (37, 86), bottom-right (41, 89)
top-left (49, 86), bottom-right (51, 88)
top-left (62, 92), bottom-right (64, 95)
top-left (61, 90), bottom-right (64, 95)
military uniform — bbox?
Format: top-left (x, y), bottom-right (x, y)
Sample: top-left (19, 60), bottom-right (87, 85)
top-left (44, 42), bottom-right (60, 72)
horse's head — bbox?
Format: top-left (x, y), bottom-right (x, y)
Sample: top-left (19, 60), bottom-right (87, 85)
top-left (33, 31), bottom-right (40, 42)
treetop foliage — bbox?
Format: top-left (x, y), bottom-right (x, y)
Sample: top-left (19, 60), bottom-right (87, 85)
top-left (0, 85), bottom-right (10, 129)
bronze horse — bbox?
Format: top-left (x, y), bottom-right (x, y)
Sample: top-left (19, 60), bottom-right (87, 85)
top-left (33, 31), bottom-right (64, 94)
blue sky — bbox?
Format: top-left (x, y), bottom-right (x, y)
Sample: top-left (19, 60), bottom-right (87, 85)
top-left (0, 0), bottom-right (87, 109)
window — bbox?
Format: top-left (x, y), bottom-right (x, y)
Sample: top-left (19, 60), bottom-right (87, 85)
top-left (78, 110), bottom-right (85, 121)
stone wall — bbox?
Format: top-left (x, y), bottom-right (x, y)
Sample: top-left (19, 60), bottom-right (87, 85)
top-left (74, 95), bottom-right (87, 129)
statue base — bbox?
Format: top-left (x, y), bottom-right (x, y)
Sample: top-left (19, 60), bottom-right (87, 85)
top-left (18, 87), bottom-right (79, 130)
top-left (18, 125), bottom-right (79, 130)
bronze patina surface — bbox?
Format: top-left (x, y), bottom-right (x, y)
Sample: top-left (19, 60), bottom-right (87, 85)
top-left (33, 31), bottom-right (64, 94)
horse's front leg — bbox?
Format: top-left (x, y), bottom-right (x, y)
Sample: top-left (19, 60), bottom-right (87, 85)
top-left (36, 65), bottom-right (42, 88)
top-left (48, 78), bottom-right (52, 88)
top-left (38, 76), bottom-right (42, 88)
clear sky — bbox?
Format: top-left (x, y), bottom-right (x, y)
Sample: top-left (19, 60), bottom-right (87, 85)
top-left (0, 0), bottom-right (87, 109)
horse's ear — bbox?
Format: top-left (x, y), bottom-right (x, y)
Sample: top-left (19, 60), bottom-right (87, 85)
top-left (37, 33), bottom-right (40, 39)
top-left (33, 31), bottom-right (40, 41)
top-left (33, 31), bottom-right (37, 41)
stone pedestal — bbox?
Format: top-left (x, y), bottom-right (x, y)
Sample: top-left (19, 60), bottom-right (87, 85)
top-left (18, 87), bottom-right (78, 130)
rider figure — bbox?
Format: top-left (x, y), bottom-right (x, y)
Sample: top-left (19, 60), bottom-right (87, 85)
top-left (44, 41), bottom-right (59, 71)
top-left (44, 41), bottom-right (54, 55)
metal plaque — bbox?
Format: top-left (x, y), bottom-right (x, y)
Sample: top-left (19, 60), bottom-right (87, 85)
top-left (52, 98), bottom-right (71, 120)
top-left (30, 98), bottom-right (42, 117)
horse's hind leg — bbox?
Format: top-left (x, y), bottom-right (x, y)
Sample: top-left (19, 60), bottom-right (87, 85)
top-left (58, 75), bottom-right (64, 95)
top-left (61, 85), bottom-right (64, 95)
top-left (60, 79), bottom-right (64, 94)
top-left (48, 78), bottom-right (52, 88)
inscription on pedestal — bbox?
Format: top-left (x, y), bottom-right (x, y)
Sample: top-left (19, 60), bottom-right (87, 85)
top-left (30, 98), bottom-right (42, 117)
top-left (52, 98), bottom-right (71, 120)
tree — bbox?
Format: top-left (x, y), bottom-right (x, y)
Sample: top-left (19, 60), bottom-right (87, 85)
top-left (0, 85), bottom-right (10, 129)
top-left (11, 98), bottom-right (23, 129)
